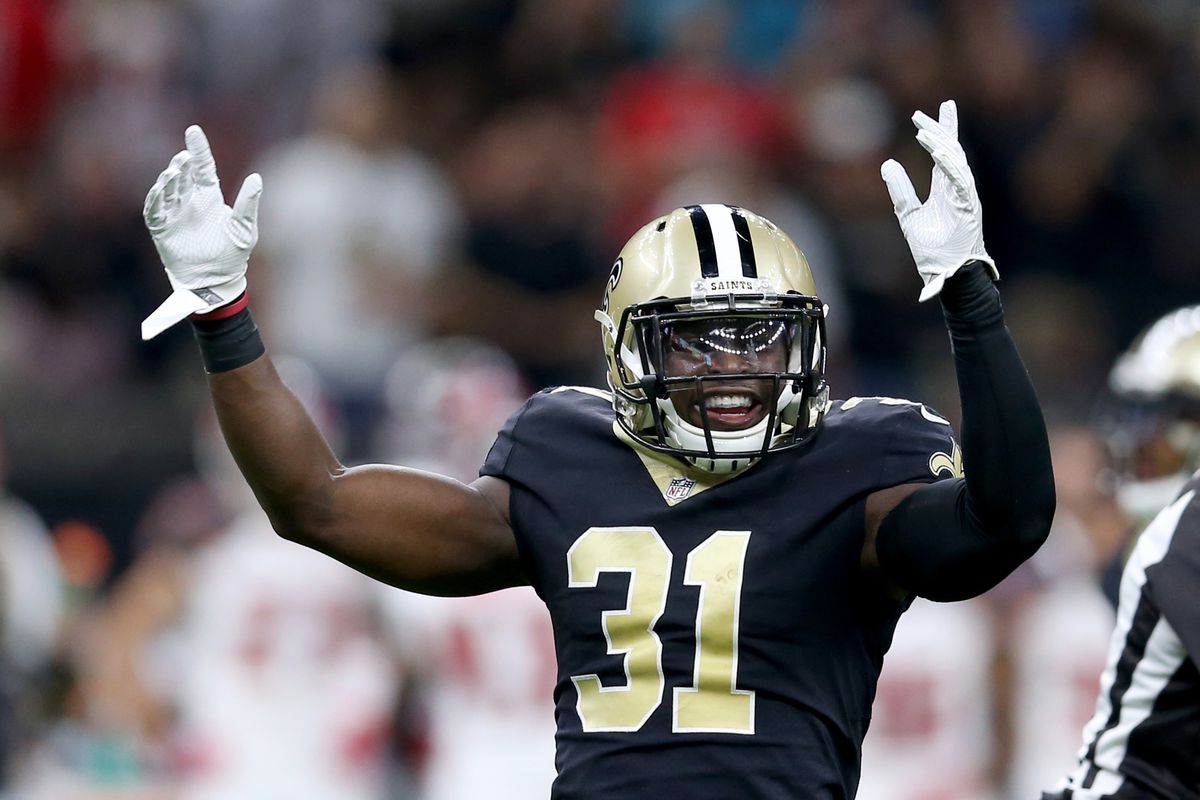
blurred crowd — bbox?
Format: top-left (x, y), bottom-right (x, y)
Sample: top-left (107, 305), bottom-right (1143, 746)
top-left (2, 0), bottom-right (1200, 798)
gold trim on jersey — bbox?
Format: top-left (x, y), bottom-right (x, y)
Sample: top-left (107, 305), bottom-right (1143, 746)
top-left (613, 423), bottom-right (750, 506)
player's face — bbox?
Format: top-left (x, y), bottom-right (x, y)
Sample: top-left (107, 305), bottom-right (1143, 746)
top-left (1105, 401), bottom-right (1200, 483)
top-left (1130, 428), bottom-right (1188, 481)
top-left (661, 317), bottom-right (790, 431)
top-left (1121, 417), bottom-right (1200, 482)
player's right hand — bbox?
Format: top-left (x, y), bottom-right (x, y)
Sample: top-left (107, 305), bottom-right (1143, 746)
top-left (141, 125), bottom-right (263, 340)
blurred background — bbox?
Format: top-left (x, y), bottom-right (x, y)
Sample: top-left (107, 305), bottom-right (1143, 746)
top-left (2, 0), bottom-right (1199, 797)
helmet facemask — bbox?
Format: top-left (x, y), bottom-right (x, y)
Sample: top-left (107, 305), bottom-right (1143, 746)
top-left (1098, 391), bottom-right (1200, 520)
top-left (604, 289), bottom-right (826, 473)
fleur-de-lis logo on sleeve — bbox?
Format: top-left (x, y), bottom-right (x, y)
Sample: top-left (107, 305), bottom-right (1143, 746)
top-left (928, 440), bottom-right (964, 479)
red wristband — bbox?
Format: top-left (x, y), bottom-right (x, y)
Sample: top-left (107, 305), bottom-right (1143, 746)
top-left (190, 291), bottom-right (249, 322)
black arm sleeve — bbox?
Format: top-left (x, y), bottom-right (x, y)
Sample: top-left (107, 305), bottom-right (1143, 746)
top-left (876, 263), bottom-right (1056, 601)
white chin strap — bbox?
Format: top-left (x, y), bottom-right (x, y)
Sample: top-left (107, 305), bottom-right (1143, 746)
top-left (656, 385), bottom-right (801, 474)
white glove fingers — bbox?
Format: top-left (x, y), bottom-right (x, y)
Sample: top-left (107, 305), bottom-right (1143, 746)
top-left (162, 161), bottom-right (197, 214)
top-left (923, 143), bottom-right (970, 195)
top-left (911, 109), bottom-right (941, 133)
top-left (177, 157), bottom-right (199, 204)
top-left (143, 184), bottom-right (166, 229)
top-left (231, 173), bottom-right (263, 223)
top-left (880, 159), bottom-right (920, 218)
top-left (160, 170), bottom-right (183, 211)
top-left (913, 105), bottom-right (958, 138)
top-left (914, 111), bottom-right (956, 141)
top-left (913, 115), bottom-right (961, 158)
top-left (159, 150), bottom-right (191, 193)
top-left (916, 129), bottom-right (968, 185)
top-left (167, 149), bottom-right (191, 172)
top-left (915, 128), bottom-right (940, 157)
top-left (185, 125), bottom-right (219, 187)
top-left (227, 173), bottom-right (263, 248)
top-left (145, 150), bottom-right (190, 205)
top-left (937, 100), bottom-right (958, 137)
top-left (941, 159), bottom-right (971, 199)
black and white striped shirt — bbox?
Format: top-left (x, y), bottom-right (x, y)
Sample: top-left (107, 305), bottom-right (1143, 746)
top-left (1044, 475), bottom-right (1200, 799)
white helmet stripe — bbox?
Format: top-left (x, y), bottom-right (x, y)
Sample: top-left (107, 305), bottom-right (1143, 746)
top-left (700, 203), bottom-right (751, 281)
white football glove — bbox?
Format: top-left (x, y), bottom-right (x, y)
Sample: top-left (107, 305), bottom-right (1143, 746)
top-left (880, 99), bottom-right (997, 302)
top-left (141, 125), bottom-right (263, 340)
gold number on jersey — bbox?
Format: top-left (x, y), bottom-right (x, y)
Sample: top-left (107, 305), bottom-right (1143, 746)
top-left (568, 527), bottom-right (671, 732)
top-left (568, 527), bottom-right (754, 734)
top-left (674, 530), bottom-right (754, 733)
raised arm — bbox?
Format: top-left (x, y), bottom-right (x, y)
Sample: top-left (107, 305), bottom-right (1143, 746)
top-left (862, 100), bottom-right (1055, 601)
top-left (142, 126), bottom-right (524, 596)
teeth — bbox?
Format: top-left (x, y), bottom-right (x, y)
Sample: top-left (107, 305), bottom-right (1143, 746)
top-left (704, 394), bottom-right (753, 410)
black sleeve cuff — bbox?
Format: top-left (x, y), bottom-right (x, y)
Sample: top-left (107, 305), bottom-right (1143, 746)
top-left (191, 308), bottom-right (266, 373)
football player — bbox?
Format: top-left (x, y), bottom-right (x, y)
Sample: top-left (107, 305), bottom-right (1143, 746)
top-left (140, 100), bottom-right (1055, 798)
top-left (0, 426), bottom-right (64, 793)
top-left (1043, 307), bottom-right (1200, 800)
top-left (856, 596), bottom-right (996, 800)
top-left (92, 359), bottom-right (401, 800)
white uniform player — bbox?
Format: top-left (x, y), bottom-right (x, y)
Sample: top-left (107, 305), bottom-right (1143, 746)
top-left (1009, 570), bottom-right (1114, 798)
top-left (96, 357), bottom-right (404, 800)
top-left (1007, 465), bottom-right (1119, 800)
top-left (171, 512), bottom-right (399, 800)
top-left (383, 589), bottom-right (557, 800)
top-left (0, 492), bottom-right (63, 796)
top-left (0, 495), bottom-right (63, 678)
top-left (857, 597), bottom-right (995, 800)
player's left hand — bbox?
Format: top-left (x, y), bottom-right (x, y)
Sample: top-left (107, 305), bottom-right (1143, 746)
top-left (880, 99), bottom-right (997, 302)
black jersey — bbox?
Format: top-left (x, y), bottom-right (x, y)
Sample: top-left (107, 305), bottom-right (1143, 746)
top-left (1044, 474), bottom-right (1200, 800)
top-left (481, 387), bottom-right (961, 799)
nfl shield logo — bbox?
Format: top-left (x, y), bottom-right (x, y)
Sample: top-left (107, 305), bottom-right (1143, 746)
top-left (665, 476), bottom-right (696, 502)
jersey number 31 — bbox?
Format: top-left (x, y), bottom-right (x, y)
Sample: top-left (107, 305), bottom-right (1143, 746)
top-left (567, 527), bottom-right (754, 734)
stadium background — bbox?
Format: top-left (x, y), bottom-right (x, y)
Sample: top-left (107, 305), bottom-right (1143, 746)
top-left (1, 0), bottom-right (1197, 797)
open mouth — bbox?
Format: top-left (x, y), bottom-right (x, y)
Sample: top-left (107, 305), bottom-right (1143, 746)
top-left (693, 390), bottom-right (765, 430)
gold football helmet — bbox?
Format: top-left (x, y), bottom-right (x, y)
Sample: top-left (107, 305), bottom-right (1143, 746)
top-left (595, 204), bottom-right (828, 473)
top-left (1103, 305), bottom-right (1200, 520)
